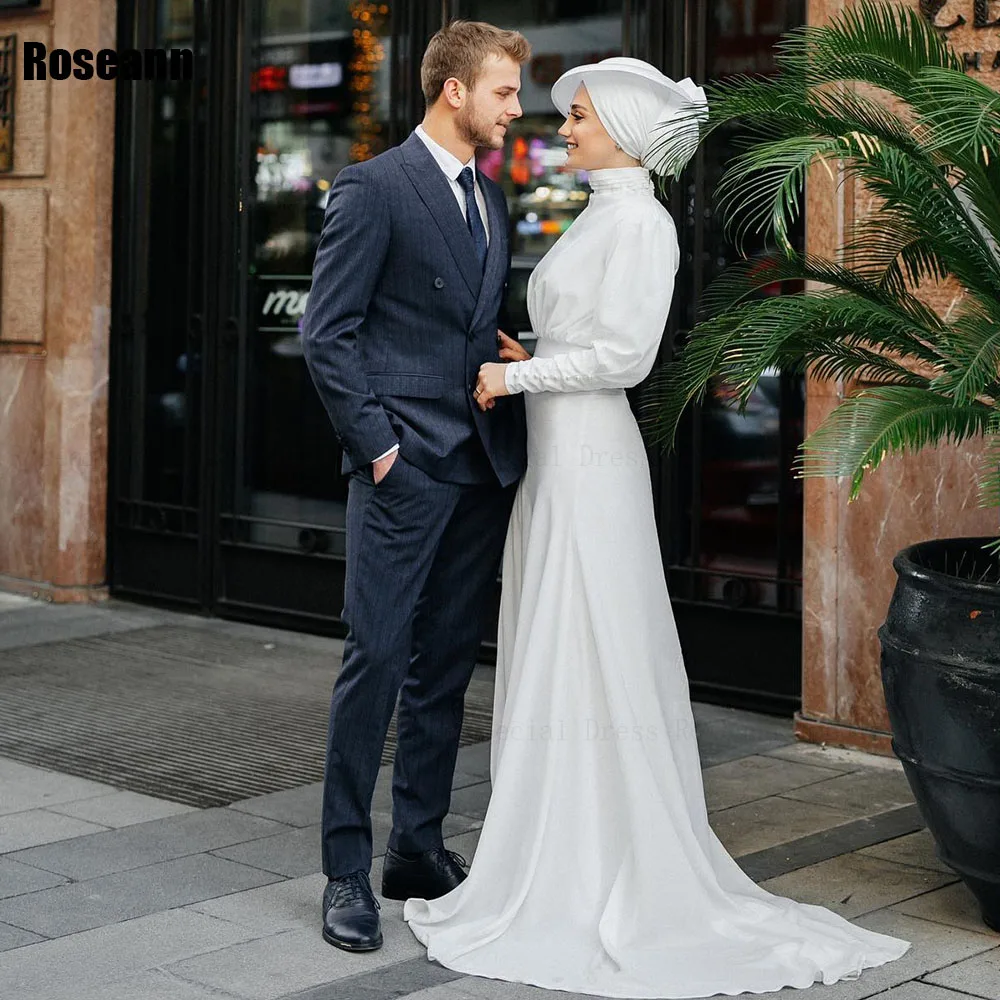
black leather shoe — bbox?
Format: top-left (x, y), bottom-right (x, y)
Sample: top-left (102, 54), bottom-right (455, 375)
top-left (381, 846), bottom-right (468, 901)
top-left (321, 870), bottom-right (382, 951)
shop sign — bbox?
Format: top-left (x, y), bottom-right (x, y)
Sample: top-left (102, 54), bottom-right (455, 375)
top-left (921, 0), bottom-right (1000, 69)
top-left (258, 275), bottom-right (310, 332)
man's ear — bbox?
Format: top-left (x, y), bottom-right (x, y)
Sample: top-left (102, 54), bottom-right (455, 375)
top-left (441, 77), bottom-right (466, 110)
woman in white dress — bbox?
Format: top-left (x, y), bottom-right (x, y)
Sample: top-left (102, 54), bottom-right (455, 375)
top-left (402, 57), bottom-right (911, 998)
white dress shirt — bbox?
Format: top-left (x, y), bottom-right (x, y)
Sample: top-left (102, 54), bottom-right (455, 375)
top-left (414, 123), bottom-right (490, 241)
top-left (371, 125), bottom-right (490, 465)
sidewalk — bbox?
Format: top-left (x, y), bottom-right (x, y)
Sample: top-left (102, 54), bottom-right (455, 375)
top-left (0, 593), bottom-right (997, 1000)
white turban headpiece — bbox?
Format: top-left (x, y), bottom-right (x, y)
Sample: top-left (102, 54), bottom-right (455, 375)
top-left (550, 57), bottom-right (708, 178)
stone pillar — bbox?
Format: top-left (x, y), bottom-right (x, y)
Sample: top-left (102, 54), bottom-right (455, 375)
top-left (797, 0), bottom-right (999, 753)
top-left (0, 0), bottom-right (117, 602)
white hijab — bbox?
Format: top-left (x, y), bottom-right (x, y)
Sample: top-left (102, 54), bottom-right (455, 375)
top-left (551, 58), bottom-right (707, 178)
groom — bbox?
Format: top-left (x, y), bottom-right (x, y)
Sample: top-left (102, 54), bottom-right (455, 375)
top-left (301, 20), bottom-right (529, 952)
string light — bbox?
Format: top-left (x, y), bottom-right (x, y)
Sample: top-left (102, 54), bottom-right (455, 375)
top-left (349, 1), bottom-right (389, 161)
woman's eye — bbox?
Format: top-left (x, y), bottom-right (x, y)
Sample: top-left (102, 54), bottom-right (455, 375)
top-left (572, 114), bottom-right (582, 121)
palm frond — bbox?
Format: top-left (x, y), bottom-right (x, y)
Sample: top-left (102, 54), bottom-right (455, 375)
top-left (798, 386), bottom-right (993, 498)
top-left (929, 308), bottom-right (1000, 404)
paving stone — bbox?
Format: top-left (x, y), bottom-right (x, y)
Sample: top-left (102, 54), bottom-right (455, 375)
top-left (165, 920), bottom-right (426, 999)
top-left (738, 806), bottom-right (925, 882)
top-left (451, 769), bottom-right (484, 791)
top-left (764, 743), bottom-right (905, 773)
top-left (229, 783), bottom-right (322, 828)
top-left (47, 791), bottom-right (196, 828)
top-left (0, 758), bottom-right (114, 817)
top-left (0, 908), bottom-right (261, 1000)
top-left (0, 809), bottom-right (108, 853)
top-left (893, 881), bottom-right (1000, 936)
top-left (759, 852), bottom-right (957, 918)
top-left (436, 977), bottom-right (611, 999)
top-left (0, 858), bottom-right (67, 900)
top-left (7, 807), bottom-right (289, 879)
top-left (0, 853), bottom-right (282, 938)
top-left (691, 703), bottom-right (794, 766)
top-left (188, 872), bottom-right (327, 934)
top-left (455, 742), bottom-right (492, 780)
top-left (710, 794), bottom-right (856, 857)
top-left (761, 743), bottom-right (869, 772)
top-left (780, 769), bottom-right (915, 817)
top-left (213, 825), bottom-right (321, 878)
top-left (284, 955), bottom-right (466, 1000)
top-left (0, 921), bottom-right (42, 952)
top-left (860, 830), bottom-right (956, 875)
top-left (0, 593), bottom-right (34, 609)
top-left (54, 970), bottom-right (232, 1000)
top-left (0, 603), bottom-right (162, 652)
top-left (447, 782), bottom-right (491, 821)
top-left (754, 910), bottom-right (997, 1000)
top-left (702, 754), bottom-right (845, 812)
top-left (867, 983), bottom-right (989, 1000)
top-left (924, 946), bottom-right (1000, 998)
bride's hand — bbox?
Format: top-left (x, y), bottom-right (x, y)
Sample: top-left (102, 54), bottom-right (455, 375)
top-left (497, 330), bottom-right (531, 362)
top-left (475, 362), bottom-right (509, 411)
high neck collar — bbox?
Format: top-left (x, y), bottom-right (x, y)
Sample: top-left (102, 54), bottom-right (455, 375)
top-left (586, 166), bottom-right (654, 195)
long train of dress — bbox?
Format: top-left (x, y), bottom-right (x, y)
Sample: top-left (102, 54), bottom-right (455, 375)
top-left (403, 347), bottom-right (910, 998)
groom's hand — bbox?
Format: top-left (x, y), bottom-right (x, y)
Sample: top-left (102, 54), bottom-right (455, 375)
top-left (497, 330), bottom-right (531, 362)
top-left (372, 450), bottom-right (397, 484)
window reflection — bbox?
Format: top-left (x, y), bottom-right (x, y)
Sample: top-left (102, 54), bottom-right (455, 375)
top-left (673, 0), bottom-right (805, 612)
top-left (467, 4), bottom-right (624, 342)
top-left (139, 0), bottom-right (197, 513)
top-left (240, 0), bottom-right (393, 551)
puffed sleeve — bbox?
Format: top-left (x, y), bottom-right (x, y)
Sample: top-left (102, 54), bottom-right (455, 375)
top-left (503, 211), bottom-right (678, 394)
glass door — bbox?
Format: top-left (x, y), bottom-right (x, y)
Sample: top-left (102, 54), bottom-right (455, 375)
top-left (660, 0), bottom-right (806, 712)
top-left (210, 0), bottom-right (405, 623)
top-left (110, 0), bottom-right (209, 605)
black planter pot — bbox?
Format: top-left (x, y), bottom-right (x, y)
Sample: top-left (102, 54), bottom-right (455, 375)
top-left (879, 536), bottom-right (1000, 932)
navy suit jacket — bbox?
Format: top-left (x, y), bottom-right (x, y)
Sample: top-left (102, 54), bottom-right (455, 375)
top-left (301, 131), bottom-right (527, 488)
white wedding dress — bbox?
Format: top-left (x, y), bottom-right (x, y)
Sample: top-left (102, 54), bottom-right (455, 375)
top-left (403, 166), bottom-right (911, 997)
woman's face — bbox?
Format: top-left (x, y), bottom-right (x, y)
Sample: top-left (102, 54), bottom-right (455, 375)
top-left (557, 83), bottom-right (622, 172)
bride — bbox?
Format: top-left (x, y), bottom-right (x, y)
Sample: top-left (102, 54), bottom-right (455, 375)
top-left (402, 56), bottom-right (911, 998)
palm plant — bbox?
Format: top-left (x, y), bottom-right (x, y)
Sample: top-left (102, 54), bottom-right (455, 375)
top-left (640, 0), bottom-right (1000, 546)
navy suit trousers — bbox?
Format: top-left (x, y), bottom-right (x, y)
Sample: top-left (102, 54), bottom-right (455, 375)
top-left (321, 451), bottom-right (517, 877)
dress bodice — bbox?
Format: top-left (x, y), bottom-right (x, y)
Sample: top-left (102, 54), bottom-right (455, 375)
top-left (503, 167), bottom-right (680, 396)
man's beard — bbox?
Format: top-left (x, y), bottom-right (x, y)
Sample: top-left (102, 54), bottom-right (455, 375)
top-left (456, 102), bottom-right (502, 149)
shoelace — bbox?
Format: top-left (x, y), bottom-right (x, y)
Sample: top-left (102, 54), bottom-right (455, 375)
top-left (331, 869), bottom-right (381, 910)
top-left (435, 848), bottom-right (467, 872)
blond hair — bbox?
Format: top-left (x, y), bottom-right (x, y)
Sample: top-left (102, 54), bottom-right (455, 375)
top-left (421, 20), bottom-right (531, 107)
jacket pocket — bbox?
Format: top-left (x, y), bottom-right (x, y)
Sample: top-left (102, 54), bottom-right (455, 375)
top-left (366, 373), bottom-right (445, 398)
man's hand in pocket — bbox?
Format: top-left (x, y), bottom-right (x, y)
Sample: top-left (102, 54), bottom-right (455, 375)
top-left (372, 450), bottom-right (398, 485)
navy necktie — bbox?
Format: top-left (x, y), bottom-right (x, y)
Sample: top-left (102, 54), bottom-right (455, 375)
top-left (457, 167), bottom-right (488, 273)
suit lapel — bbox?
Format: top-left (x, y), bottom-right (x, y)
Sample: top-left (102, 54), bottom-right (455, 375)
top-left (470, 181), bottom-right (508, 331)
top-left (400, 132), bottom-right (481, 298)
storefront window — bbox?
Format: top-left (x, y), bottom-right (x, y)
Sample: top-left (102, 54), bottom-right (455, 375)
top-left (132, 0), bottom-right (197, 514)
top-left (462, 0), bottom-right (623, 340)
top-left (671, 0), bottom-right (805, 613)
top-left (240, 0), bottom-right (393, 550)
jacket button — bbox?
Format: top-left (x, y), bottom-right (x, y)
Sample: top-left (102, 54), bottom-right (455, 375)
top-left (433, 277), bottom-right (444, 289)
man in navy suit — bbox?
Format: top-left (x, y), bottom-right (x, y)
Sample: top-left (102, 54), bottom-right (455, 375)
top-left (301, 20), bottom-right (530, 951)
